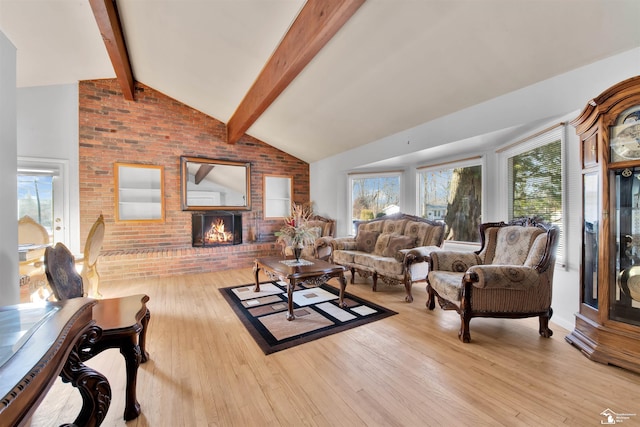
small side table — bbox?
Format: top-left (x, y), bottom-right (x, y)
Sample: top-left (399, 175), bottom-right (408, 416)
top-left (81, 294), bottom-right (150, 421)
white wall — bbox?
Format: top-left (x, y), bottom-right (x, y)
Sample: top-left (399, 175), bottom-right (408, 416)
top-left (0, 31), bottom-right (18, 306)
top-left (17, 84), bottom-right (80, 253)
top-left (310, 47), bottom-right (640, 331)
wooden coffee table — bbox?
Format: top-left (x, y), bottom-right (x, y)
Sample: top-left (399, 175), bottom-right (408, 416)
top-left (253, 256), bottom-right (347, 320)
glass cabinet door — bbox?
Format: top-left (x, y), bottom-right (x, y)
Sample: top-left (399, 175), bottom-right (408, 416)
top-left (612, 167), bottom-right (640, 326)
top-left (583, 173), bottom-right (599, 308)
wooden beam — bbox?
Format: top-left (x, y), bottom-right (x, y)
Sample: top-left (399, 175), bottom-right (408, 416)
top-left (194, 164), bottom-right (214, 185)
top-left (226, 0), bottom-right (366, 144)
top-left (89, 0), bottom-right (135, 101)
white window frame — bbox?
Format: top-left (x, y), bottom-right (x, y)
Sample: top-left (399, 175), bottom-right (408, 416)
top-left (348, 171), bottom-right (402, 235)
top-left (18, 156), bottom-right (70, 246)
top-left (415, 156), bottom-right (485, 243)
top-left (497, 124), bottom-right (567, 267)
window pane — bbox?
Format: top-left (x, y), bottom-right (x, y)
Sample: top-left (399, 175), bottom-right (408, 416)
top-left (501, 124), bottom-right (565, 266)
top-left (508, 140), bottom-right (562, 224)
top-left (18, 175), bottom-right (54, 238)
top-left (418, 165), bottom-right (482, 242)
top-left (508, 139), bottom-right (563, 258)
top-left (351, 175), bottom-right (400, 232)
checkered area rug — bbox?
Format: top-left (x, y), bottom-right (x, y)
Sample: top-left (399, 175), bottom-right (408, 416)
top-left (220, 281), bottom-right (397, 354)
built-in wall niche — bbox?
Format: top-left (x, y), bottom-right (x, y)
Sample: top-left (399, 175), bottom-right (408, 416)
top-left (264, 175), bottom-right (292, 218)
top-left (115, 163), bottom-right (164, 222)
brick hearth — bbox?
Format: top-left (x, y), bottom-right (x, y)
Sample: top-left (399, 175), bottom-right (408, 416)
top-left (99, 242), bottom-right (281, 283)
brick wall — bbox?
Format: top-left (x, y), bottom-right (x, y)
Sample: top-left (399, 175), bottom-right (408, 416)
top-left (79, 79), bottom-right (309, 282)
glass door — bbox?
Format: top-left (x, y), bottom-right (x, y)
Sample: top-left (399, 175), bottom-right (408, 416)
top-left (17, 158), bottom-right (66, 244)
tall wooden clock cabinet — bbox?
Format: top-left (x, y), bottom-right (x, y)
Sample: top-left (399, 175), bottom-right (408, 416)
top-left (566, 76), bottom-right (640, 374)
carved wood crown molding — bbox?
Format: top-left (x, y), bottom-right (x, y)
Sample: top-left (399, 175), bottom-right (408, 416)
top-left (572, 75), bottom-right (640, 133)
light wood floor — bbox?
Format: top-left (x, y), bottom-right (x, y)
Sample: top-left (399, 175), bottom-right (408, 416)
top-left (29, 268), bottom-right (640, 426)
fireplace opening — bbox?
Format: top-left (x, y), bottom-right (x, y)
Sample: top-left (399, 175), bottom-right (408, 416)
top-left (192, 212), bottom-right (242, 247)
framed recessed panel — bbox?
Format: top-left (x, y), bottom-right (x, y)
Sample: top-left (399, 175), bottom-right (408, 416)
top-left (264, 175), bottom-right (292, 218)
top-left (115, 163), bottom-right (164, 222)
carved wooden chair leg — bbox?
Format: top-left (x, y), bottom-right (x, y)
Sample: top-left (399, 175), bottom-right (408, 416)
top-left (459, 313), bottom-right (472, 343)
top-left (350, 268), bottom-right (356, 284)
top-left (84, 269), bottom-right (102, 299)
top-left (539, 308), bottom-right (554, 338)
top-left (372, 272), bottom-right (378, 291)
top-left (426, 284), bottom-right (436, 310)
top-left (404, 279), bottom-right (413, 303)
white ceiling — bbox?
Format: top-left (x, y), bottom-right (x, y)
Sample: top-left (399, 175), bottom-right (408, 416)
top-left (1, 0), bottom-right (639, 163)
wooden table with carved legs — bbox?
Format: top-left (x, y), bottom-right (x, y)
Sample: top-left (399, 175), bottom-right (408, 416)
top-left (81, 294), bottom-right (151, 421)
top-left (254, 256), bottom-right (347, 320)
top-left (0, 298), bottom-right (111, 427)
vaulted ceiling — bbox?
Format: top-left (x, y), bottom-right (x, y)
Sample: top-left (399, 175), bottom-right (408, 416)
top-left (1, 0), bottom-right (639, 163)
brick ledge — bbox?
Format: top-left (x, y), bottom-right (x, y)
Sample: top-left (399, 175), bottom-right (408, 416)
top-left (101, 241), bottom-right (278, 257)
top-left (99, 242), bottom-right (281, 282)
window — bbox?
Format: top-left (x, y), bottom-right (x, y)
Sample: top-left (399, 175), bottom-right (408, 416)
top-left (18, 174), bottom-right (54, 235)
top-left (349, 172), bottom-right (401, 234)
top-left (499, 124), bottom-right (566, 265)
top-left (416, 158), bottom-right (482, 242)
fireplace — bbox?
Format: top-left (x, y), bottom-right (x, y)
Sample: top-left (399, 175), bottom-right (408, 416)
top-left (192, 212), bottom-right (242, 247)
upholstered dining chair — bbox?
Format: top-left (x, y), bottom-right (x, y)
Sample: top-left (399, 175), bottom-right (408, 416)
top-left (18, 215), bottom-right (51, 299)
top-left (426, 218), bottom-right (559, 343)
top-left (44, 242), bottom-right (151, 421)
top-left (45, 241), bottom-right (84, 300)
top-left (18, 215), bottom-right (49, 249)
top-left (77, 214), bottom-right (106, 298)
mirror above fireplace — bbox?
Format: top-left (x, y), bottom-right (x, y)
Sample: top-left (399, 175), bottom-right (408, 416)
top-left (180, 156), bottom-right (251, 211)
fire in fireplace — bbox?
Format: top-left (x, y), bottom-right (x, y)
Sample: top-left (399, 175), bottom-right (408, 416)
top-left (192, 212), bottom-right (242, 247)
top-left (206, 218), bottom-right (233, 243)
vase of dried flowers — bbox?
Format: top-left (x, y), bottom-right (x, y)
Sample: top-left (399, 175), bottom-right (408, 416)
top-left (275, 203), bottom-right (316, 261)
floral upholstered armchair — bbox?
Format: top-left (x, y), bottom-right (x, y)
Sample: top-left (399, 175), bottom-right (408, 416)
top-left (426, 218), bottom-right (559, 343)
top-left (303, 215), bottom-right (336, 260)
top-left (276, 204), bottom-right (336, 260)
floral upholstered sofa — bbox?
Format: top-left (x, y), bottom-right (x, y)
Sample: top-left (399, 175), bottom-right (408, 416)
top-left (327, 213), bottom-right (445, 302)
